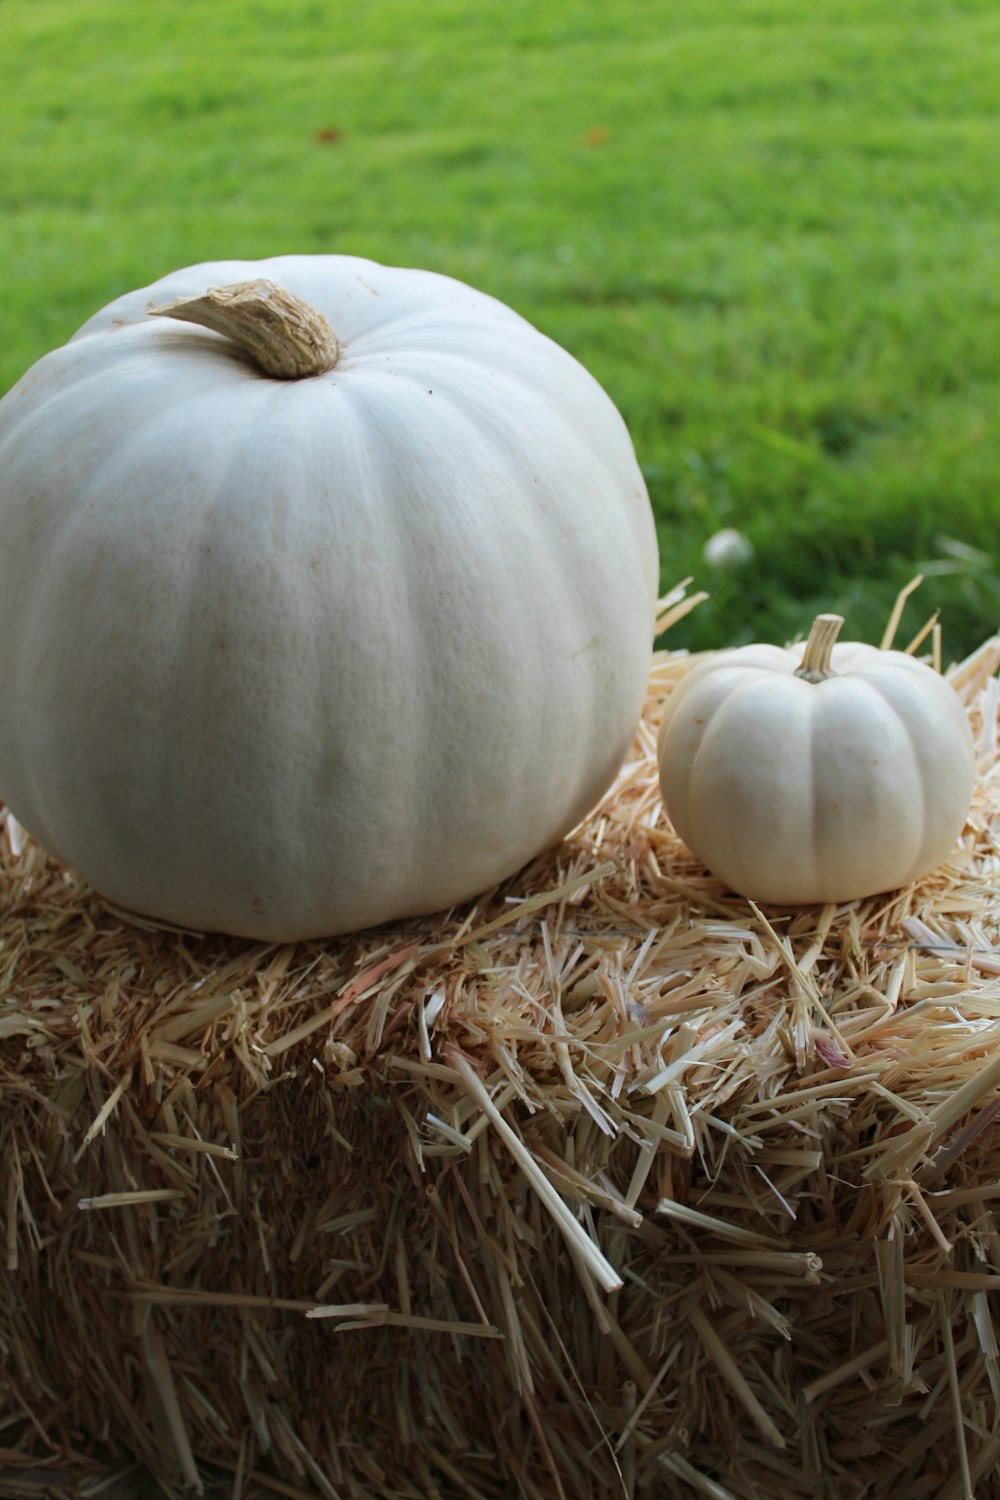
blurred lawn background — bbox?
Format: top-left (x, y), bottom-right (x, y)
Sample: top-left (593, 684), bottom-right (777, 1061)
top-left (3, 0), bottom-right (998, 656)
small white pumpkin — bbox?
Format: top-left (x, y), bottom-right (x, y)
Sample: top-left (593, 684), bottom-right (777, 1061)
top-left (0, 257), bottom-right (658, 940)
top-left (657, 613), bottom-right (975, 905)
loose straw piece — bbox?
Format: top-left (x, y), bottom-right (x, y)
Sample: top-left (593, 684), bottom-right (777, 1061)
top-left (264, 943), bottom-right (419, 1056)
top-left (880, 573), bottom-right (925, 650)
top-left (688, 1302), bottom-right (786, 1449)
top-left (940, 1298), bottom-right (974, 1500)
top-left (140, 1315), bottom-right (203, 1494)
top-left (434, 861), bottom-right (617, 950)
top-left (73, 1073), bottom-right (131, 1162)
top-left (655, 579), bottom-right (709, 637)
top-left (445, 1046), bottom-right (623, 1293)
top-left (305, 1303), bottom-right (501, 1338)
top-left (78, 1190), bottom-right (188, 1211)
top-left (655, 1196), bottom-right (790, 1250)
top-left (802, 1339), bottom-right (890, 1402)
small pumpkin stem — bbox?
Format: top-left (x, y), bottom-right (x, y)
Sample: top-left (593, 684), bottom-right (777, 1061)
top-left (795, 613), bottom-right (845, 683)
top-left (148, 279), bottom-right (340, 380)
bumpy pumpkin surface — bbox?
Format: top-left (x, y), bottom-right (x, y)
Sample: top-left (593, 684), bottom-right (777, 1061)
top-left (0, 256), bottom-right (658, 939)
top-left (657, 615), bottom-right (976, 905)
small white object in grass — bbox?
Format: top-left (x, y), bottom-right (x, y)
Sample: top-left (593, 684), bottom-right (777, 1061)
top-left (703, 528), bottom-right (753, 568)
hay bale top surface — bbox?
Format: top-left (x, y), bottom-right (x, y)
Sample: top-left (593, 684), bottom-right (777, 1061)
top-left (2, 588), bottom-right (1000, 1499)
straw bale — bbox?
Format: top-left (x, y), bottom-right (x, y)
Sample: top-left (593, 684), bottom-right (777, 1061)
top-left (2, 591), bottom-right (1000, 1499)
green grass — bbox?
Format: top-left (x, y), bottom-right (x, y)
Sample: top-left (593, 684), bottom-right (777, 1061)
top-left (3, 0), bottom-right (999, 655)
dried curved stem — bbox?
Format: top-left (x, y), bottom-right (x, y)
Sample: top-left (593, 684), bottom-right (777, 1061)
top-left (149, 278), bottom-right (339, 379)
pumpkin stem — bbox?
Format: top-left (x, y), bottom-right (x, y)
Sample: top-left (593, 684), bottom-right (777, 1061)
top-left (795, 613), bottom-right (845, 683)
top-left (148, 279), bottom-right (340, 379)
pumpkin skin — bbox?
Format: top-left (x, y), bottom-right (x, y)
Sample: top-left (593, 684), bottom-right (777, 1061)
top-left (0, 256), bottom-right (658, 940)
top-left (657, 618), bottom-right (976, 905)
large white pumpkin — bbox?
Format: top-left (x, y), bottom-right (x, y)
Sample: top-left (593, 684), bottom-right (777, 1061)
top-left (0, 256), bottom-right (658, 940)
